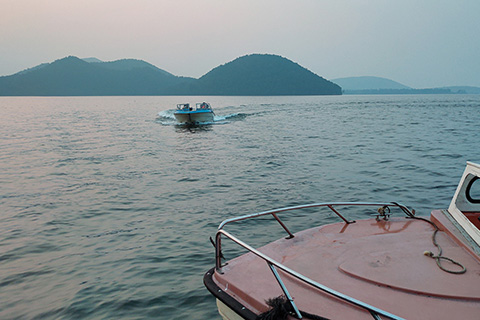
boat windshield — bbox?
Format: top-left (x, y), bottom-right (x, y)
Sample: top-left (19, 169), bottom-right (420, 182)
top-left (448, 162), bottom-right (480, 246)
top-left (176, 103), bottom-right (211, 111)
top-left (467, 177), bottom-right (480, 203)
top-left (196, 102), bottom-right (211, 110)
top-left (177, 103), bottom-right (191, 111)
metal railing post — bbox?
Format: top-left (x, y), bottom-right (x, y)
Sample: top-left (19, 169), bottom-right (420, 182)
top-left (272, 213), bottom-right (295, 238)
top-left (215, 232), bottom-right (223, 273)
top-left (268, 263), bottom-right (302, 319)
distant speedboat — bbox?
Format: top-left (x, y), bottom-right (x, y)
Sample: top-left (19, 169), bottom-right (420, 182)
top-left (174, 102), bottom-right (214, 124)
top-left (204, 161), bottom-right (480, 320)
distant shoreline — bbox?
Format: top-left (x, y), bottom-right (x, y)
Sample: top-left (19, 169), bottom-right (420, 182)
top-left (342, 88), bottom-right (471, 95)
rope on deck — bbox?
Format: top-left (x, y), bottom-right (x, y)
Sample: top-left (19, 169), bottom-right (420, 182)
top-left (393, 202), bottom-right (467, 275)
top-left (423, 227), bottom-right (467, 274)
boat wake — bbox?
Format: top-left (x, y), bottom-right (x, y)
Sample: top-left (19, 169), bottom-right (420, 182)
top-left (155, 110), bottom-right (248, 126)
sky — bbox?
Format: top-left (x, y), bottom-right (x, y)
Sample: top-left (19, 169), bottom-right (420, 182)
top-left (1, 0), bottom-right (479, 88)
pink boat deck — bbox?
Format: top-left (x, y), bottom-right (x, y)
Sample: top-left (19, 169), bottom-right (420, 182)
top-left (211, 210), bottom-right (480, 319)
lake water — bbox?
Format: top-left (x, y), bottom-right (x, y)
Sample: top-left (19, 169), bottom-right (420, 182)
top-left (1, 94), bottom-right (479, 319)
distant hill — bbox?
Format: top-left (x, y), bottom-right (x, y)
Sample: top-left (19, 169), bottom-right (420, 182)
top-left (331, 76), bottom-right (480, 95)
top-left (186, 54), bottom-right (341, 95)
top-left (82, 57), bottom-right (103, 63)
top-left (16, 63), bottom-right (49, 75)
top-left (441, 86), bottom-right (480, 94)
top-left (332, 76), bottom-right (410, 90)
top-left (0, 54), bottom-right (341, 96)
top-left (95, 58), bottom-right (174, 77)
top-left (0, 56), bottom-right (187, 96)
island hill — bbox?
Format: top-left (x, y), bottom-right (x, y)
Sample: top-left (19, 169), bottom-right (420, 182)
top-left (331, 76), bottom-right (480, 95)
top-left (0, 54), bottom-right (342, 96)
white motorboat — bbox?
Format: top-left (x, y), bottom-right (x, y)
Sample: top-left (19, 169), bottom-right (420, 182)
top-left (174, 102), bottom-right (214, 124)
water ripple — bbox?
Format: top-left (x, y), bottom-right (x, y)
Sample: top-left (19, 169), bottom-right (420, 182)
top-left (0, 95), bottom-right (479, 319)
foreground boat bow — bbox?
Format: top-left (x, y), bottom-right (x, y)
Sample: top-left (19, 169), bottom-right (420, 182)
top-left (204, 162), bottom-right (480, 319)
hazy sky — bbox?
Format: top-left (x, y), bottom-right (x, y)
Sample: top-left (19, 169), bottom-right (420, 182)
top-left (1, 0), bottom-right (479, 88)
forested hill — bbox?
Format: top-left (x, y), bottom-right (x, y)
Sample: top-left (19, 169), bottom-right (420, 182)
top-left (0, 56), bottom-right (192, 96)
top-left (0, 54), bottom-right (341, 96)
top-left (183, 54), bottom-right (342, 95)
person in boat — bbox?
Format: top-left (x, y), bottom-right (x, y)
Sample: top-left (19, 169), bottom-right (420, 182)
top-left (201, 102), bottom-right (208, 109)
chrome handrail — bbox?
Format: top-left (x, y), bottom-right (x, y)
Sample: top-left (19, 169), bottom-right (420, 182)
top-left (216, 202), bottom-right (413, 270)
top-left (214, 202), bottom-right (413, 320)
top-left (217, 201), bottom-right (413, 230)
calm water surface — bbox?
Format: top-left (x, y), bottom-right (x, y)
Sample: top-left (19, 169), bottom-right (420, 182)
top-left (1, 95), bottom-right (479, 319)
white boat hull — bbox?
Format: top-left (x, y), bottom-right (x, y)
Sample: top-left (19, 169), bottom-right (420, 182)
top-left (174, 111), bottom-right (214, 124)
top-left (216, 300), bottom-right (245, 320)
